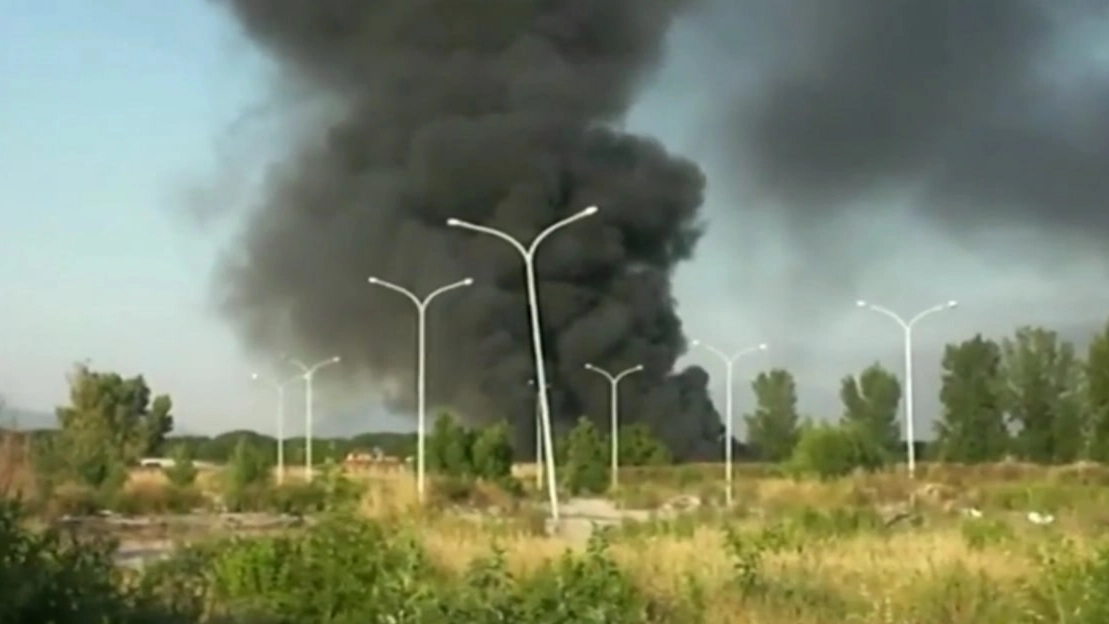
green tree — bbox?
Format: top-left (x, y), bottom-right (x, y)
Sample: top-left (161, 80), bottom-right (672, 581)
top-left (163, 444), bottom-right (198, 487)
top-left (427, 412), bottom-right (474, 476)
top-left (788, 421), bottom-right (886, 479)
top-left (839, 363), bottom-right (901, 453)
top-left (562, 417), bottom-right (609, 494)
top-left (226, 438), bottom-right (272, 490)
top-left (1084, 318), bottom-right (1109, 461)
top-left (471, 421), bottom-right (514, 480)
top-left (617, 423), bottom-right (671, 466)
top-left (935, 335), bottom-right (1010, 462)
top-left (53, 363), bottom-right (174, 488)
top-left (1000, 326), bottom-right (1082, 463)
top-left (743, 368), bottom-right (801, 462)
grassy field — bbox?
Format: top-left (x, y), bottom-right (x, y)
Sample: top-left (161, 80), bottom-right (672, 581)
top-left (5, 438), bottom-right (1109, 622)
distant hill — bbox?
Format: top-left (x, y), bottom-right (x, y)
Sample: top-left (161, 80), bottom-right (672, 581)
top-left (0, 407), bottom-right (56, 430)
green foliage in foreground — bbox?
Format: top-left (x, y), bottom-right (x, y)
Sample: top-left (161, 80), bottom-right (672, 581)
top-left (7, 493), bottom-right (1109, 623)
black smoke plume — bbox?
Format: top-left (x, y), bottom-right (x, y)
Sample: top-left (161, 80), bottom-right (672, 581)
top-left (209, 0), bottom-right (721, 458)
top-left (725, 0), bottom-right (1109, 240)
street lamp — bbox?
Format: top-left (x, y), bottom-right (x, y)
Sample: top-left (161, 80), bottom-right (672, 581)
top-left (250, 372), bottom-right (301, 484)
top-left (856, 299), bottom-right (957, 478)
top-left (367, 275), bottom-right (473, 500)
top-left (286, 355), bottom-right (341, 480)
top-left (447, 205), bottom-right (599, 525)
top-left (526, 378), bottom-right (553, 490)
top-left (691, 340), bottom-right (767, 507)
top-left (583, 363), bottom-right (643, 489)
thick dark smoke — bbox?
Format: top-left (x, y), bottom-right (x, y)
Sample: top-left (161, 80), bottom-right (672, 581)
top-left (726, 0), bottom-right (1109, 238)
top-left (210, 0), bottom-right (722, 458)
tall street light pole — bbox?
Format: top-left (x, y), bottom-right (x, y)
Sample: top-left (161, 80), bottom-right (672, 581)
top-left (584, 363), bottom-right (643, 490)
top-left (527, 378), bottom-right (553, 490)
top-left (856, 299), bottom-right (958, 478)
top-left (448, 205), bottom-right (599, 526)
top-left (286, 355), bottom-right (341, 480)
top-left (367, 275), bottom-right (473, 501)
top-left (691, 340), bottom-right (767, 507)
top-left (250, 372), bottom-right (301, 484)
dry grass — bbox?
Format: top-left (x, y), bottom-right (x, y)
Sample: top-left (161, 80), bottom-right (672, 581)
top-left (334, 464), bottom-right (1106, 623)
top-left (12, 454), bottom-right (1109, 622)
top-left (0, 431), bottom-right (36, 499)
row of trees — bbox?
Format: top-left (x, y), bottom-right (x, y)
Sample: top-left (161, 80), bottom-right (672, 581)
top-left (425, 413), bottom-right (671, 494)
top-left (9, 318), bottom-right (1109, 486)
top-left (745, 322), bottom-right (1109, 465)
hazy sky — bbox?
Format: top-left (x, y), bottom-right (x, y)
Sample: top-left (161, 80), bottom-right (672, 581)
top-left (3, 0), bottom-right (1108, 438)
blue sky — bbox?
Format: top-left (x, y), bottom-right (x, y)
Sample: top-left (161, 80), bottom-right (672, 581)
top-left (0, 0), bottom-right (280, 430)
top-left (3, 1), bottom-right (1107, 438)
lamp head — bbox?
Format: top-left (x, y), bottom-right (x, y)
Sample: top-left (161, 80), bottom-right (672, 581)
top-left (461, 277), bottom-right (474, 286)
top-left (330, 355), bottom-right (341, 363)
top-left (946, 300), bottom-right (958, 308)
top-left (580, 205), bottom-right (599, 216)
top-left (757, 343), bottom-right (768, 350)
top-left (250, 372), bottom-right (260, 381)
top-left (368, 276), bottom-right (380, 284)
top-left (632, 364), bottom-right (644, 372)
top-left (446, 218), bottom-right (462, 227)
top-left (855, 299), bottom-right (867, 308)
top-left (584, 363), bottom-right (596, 371)
top-left (690, 339), bottom-right (702, 347)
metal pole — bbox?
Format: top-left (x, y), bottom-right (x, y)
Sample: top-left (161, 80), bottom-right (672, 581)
top-left (304, 373), bottom-right (313, 479)
top-left (610, 380), bottom-right (619, 489)
top-left (285, 355), bottom-right (341, 481)
top-left (448, 206), bottom-right (598, 528)
top-left (276, 385), bottom-right (285, 484)
top-left (584, 363), bottom-right (642, 491)
top-left (367, 276), bottom-right (472, 501)
top-left (535, 390), bottom-right (543, 489)
top-left (724, 359), bottom-right (734, 506)
top-left (691, 341), bottom-right (766, 507)
top-left (856, 299), bottom-right (957, 478)
top-left (415, 304), bottom-right (427, 497)
top-left (904, 325), bottom-right (915, 477)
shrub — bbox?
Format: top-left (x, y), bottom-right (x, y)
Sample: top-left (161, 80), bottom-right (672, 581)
top-left (562, 417), bottom-right (610, 495)
top-left (162, 444), bottom-right (198, 487)
top-left (471, 421), bottom-right (514, 480)
top-left (788, 421), bottom-right (888, 479)
top-left (618, 424), bottom-right (672, 466)
top-left (0, 499), bottom-right (190, 623)
top-left (223, 438), bottom-right (274, 512)
top-left (428, 412), bottom-right (476, 477)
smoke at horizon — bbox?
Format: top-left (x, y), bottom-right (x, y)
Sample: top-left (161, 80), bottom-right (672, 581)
top-left (205, 0), bottom-right (723, 458)
top-left (200, 0), bottom-right (1109, 449)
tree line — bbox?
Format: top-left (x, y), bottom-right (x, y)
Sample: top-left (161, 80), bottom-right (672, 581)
top-left (746, 322), bottom-right (1109, 467)
top-left (6, 318), bottom-right (1109, 483)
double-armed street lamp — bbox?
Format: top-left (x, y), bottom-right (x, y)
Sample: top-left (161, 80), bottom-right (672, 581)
top-left (856, 299), bottom-right (958, 477)
top-left (583, 363), bottom-right (643, 489)
top-left (250, 372), bottom-right (301, 484)
top-left (285, 355), bottom-right (341, 480)
top-left (447, 205), bottom-right (599, 526)
top-left (690, 340), bottom-right (767, 507)
top-left (367, 276), bottom-right (473, 500)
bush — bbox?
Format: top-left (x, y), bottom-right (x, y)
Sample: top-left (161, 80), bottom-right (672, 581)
top-left (110, 482), bottom-right (205, 516)
top-left (471, 421), bottom-right (514, 480)
top-left (788, 421), bottom-right (888, 479)
top-left (562, 417), bottom-right (610, 495)
top-left (0, 499), bottom-right (190, 623)
top-left (162, 444), bottom-right (198, 487)
top-left (618, 424), bottom-right (672, 466)
top-left (428, 412), bottom-right (476, 477)
top-left (222, 438), bottom-right (275, 512)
